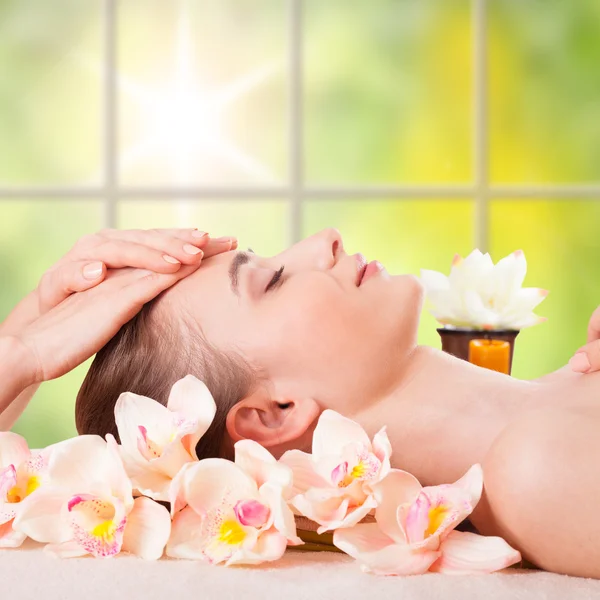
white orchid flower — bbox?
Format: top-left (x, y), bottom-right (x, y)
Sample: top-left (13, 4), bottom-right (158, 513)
top-left (114, 375), bottom-right (217, 501)
top-left (0, 432), bottom-right (49, 548)
top-left (13, 435), bottom-right (171, 559)
top-left (420, 249), bottom-right (548, 330)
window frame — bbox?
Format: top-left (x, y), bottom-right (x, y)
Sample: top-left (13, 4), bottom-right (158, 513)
top-left (1, 0), bottom-right (599, 251)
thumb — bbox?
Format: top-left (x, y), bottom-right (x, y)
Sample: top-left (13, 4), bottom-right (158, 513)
top-left (37, 261), bottom-right (106, 314)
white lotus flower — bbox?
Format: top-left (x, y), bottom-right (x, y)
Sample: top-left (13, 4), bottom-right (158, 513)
top-left (420, 249), bottom-right (548, 330)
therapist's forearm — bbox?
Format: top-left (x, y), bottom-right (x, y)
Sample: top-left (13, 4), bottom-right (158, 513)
top-left (0, 336), bottom-right (36, 429)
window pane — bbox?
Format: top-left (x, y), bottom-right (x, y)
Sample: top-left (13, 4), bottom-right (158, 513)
top-left (0, 200), bottom-right (104, 447)
top-left (302, 200), bottom-right (474, 347)
top-left (118, 0), bottom-right (287, 187)
top-left (0, 1), bottom-right (102, 185)
top-left (490, 200), bottom-right (600, 379)
top-left (118, 200), bottom-right (287, 255)
top-left (490, 1), bottom-right (600, 183)
top-left (305, 0), bottom-right (472, 184)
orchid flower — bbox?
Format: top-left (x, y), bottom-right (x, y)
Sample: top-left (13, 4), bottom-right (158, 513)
top-left (114, 374), bottom-right (216, 501)
top-left (167, 439), bottom-right (302, 565)
top-left (420, 249), bottom-right (548, 330)
top-left (334, 464), bottom-right (521, 575)
top-left (279, 410), bottom-right (392, 534)
top-left (13, 435), bottom-right (170, 559)
top-left (0, 432), bottom-right (47, 548)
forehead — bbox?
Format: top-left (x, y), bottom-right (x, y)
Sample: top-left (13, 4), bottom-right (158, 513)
top-left (163, 250), bottom-right (246, 342)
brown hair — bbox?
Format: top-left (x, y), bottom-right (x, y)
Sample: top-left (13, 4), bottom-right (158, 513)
top-left (75, 296), bottom-right (260, 460)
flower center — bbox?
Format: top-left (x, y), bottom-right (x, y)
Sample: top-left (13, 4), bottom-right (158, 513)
top-left (6, 486), bottom-right (21, 503)
top-left (6, 475), bottom-right (40, 504)
top-left (137, 425), bottom-right (164, 459)
top-left (218, 519), bottom-right (247, 546)
top-left (91, 519), bottom-right (117, 541)
top-left (426, 504), bottom-right (449, 537)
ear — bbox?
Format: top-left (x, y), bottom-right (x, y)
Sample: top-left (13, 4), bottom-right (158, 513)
top-left (225, 387), bottom-right (321, 455)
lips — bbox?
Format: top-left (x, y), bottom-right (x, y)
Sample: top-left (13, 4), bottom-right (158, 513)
top-left (361, 260), bottom-right (383, 285)
top-left (354, 254), bottom-right (368, 286)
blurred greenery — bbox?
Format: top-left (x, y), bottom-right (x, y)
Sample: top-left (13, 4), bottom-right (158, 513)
top-left (1, 1), bottom-right (600, 446)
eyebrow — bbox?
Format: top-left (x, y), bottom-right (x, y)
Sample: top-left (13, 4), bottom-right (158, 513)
top-left (229, 250), bottom-right (254, 296)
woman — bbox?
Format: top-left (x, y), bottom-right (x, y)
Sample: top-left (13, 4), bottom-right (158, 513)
top-left (1, 227), bottom-right (599, 578)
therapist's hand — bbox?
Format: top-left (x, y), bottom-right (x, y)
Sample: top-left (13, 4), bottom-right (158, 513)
top-left (0, 227), bottom-right (237, 336)
top-left (568, 305), bottom-right (600, 373)
top-left (6, 264), bottom-right (207, 386)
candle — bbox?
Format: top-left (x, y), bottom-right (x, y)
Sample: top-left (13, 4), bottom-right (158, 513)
top-left (468, 339), bottom-right (510, 374)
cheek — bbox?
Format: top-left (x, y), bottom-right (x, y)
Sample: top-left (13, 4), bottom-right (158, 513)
top-left (251, 281), bottom-right (353, 361)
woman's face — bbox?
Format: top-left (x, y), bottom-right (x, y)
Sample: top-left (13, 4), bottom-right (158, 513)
top-left (164, 228), bottom-right (424, 415)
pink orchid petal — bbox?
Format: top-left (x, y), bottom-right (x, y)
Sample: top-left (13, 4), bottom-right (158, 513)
top-left (182, 459), bottom-right (257, 518)
top-left (372, 469), bottom-right (423, 544)
top-left (0, 519), bottom-right (26, 548)
top-left (417, 485), bottom-right (472, 542)
top-left (45, 436), bottom-right (112, 496)
top-left (334, 523), bottom-right (442, 576)
top-left (0, 465), bottom-right (18, 523)
top-left (136, 425), bottom-right (155, 461)
top-left (292, 493), bottom-right (352, 534)
top-left (130, 468), bottom-right (172, 503)
top-left (312, 410), bottom-right (371, 461)
top-left (331, 461), bottom-right (349, 486)
top-left (404, 490), bottom-right (432, 544)
top-left (13, 490), bottom-right (72, 544)
top-left (122, 496), bottom-right (171, 560)
top-left (234, 499), bottom-right (270, 528)
top-left (166, 375), bottom-right (217, 459)
top-left (150, 438), bottom-right (195, 479)
top-left (0, 432), bottom-right (30, 471)
top-left (234, 439), bottom-right (292, 490)
top-left (279, 450), bottom-right (329, 497)
top-left (318, 494), bottom-right (378, 534)
top-left (430, 530), bottom-right (522, 574)
top-left (372, 427), bottom-right (392, 465)
top-left (114, 392), bottom-right (175, 461)
top-left (452, 463), bottom-right (484, 508)
top-left (105, 434), bottom-right (134, 509)
top-left (259, 482), bottom-right (303, 545)
top-left (226, 529), bottom-right (288, 566)
top-left (0, 464), bottom-right (18, 497)
top-left (44, 540), bottom-right (89, 558)
top-left (68, 495), bottom-right (126, 557)
top-left (169, 462), bottom-right (193, 517)
top-left (166, 506), bottom-right (206, 560)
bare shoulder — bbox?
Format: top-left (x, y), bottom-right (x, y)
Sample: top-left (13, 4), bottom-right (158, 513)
top-left (470, 405), bottom-right (600, 577)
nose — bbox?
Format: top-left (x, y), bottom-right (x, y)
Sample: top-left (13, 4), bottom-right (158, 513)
top-left (276, 227), bottom-right (343, 271)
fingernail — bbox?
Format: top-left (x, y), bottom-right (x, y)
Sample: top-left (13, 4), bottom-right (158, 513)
top-left (83, 261), bottom-right (104, 280)
top-left (163, 255), bottom-right (181, 264)
top-left (192, 230), bottom-right (208, 239)
top-left (569, 353), bottom-right (591, 373)
top-left (183, 243), bottom-right (202, 255)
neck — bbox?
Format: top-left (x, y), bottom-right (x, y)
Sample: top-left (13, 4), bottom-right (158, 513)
top-left (354, 345), bottom-right (541, 486)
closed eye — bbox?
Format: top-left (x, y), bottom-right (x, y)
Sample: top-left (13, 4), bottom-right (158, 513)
top-left (266, 265), bottom-right (285, 292)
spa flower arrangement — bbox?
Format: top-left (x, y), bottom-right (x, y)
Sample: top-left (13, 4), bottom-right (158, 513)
top-left (420, 248), bottom-right (548, 331)
top-left (0, 375), bottom-right (522, 576)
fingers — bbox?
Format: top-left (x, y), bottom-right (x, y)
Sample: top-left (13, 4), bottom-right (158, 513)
top-left (567, 304), bottom-right (600, 374)
top-left (569, 342), bottom-right (599, 373)
top-left (201, 236), bottom-right (238, 258)
top-left (105, 263), bottom-right (200, 325)
top-left (75, 238), bottom-right (206, 272)
top-left (587, 305), bottom-right (600, 344)
top-left (37, 261), bottom-right (107, 314)
top-left (69, 228), bottom-right (238, 268)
